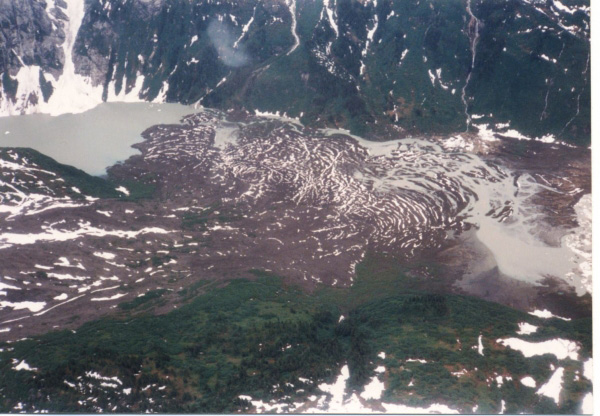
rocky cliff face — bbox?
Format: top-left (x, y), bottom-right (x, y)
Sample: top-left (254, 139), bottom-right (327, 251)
top-left (0, 0), bottom-right (66, 107)
top-left (0, 0), bottom-right (66, 77)
top-left (0, 0), bottom-right (591, 144)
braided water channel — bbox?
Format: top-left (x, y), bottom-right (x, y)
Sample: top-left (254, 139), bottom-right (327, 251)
top-left (202, 112), bottom-right (590, 295)
top-left (329, 130), bottom-right (589, 295)
top-left (0, 105), bottom-right (590, 333)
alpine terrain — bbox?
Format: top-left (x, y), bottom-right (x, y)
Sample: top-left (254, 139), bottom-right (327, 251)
top-left (0, 0), bottom-right (592, 414)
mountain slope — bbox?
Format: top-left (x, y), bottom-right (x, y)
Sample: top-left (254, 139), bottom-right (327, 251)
top-left (0, 0), bottom-right (590, 143)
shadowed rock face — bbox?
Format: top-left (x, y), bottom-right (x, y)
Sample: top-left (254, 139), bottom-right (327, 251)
top-left (0, 109), bottom-right (590, 341)
top-left (0, 0), bottom-right (591, 142)
top-left (0, 0), bottom-right (66, 77)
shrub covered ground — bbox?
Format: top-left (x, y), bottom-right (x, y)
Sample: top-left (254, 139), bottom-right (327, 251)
top-left (0, 258), bottom-right (591, 413)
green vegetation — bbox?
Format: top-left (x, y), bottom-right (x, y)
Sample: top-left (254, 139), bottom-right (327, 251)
top-left (0, 148), bottom-right (121, 199)
top-left (115, 179), bottom-right (156, 201)
top-left (469, 1), bottom-right (590, 145)
top-left (76, 0), bottom-right (589, 143)
top-left (0, 260), bottom-right (591, 413)
top-left (0, 277), bottom-right (341, 412)
top-left (0, 148), bottom-right (155, 201)
top-left (119, 289), bottom-right (169, 311)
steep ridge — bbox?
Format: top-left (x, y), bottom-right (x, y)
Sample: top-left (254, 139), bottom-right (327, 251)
top-left (0, 0), bottom-right (591, 143)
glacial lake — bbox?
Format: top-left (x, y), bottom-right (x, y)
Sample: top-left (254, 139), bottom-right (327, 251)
top-left (0, 102), bottom-right (194, 176)
top-left (0, 104), bottom-right (589, 295)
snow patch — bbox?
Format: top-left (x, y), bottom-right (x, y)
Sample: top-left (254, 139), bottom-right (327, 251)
top-left (563, 193), bottom-right (592, 295)
top-left (582, 358), bottom-right (592, 381)
top-left (443, 135), bottom-right (474, 152)
top-left (93, 251), bottom-right (116, 260)
top-left (234, 8), bottom-right (255, 49)
top-left (529, 309), bottom-right (571, 321)
top-left (521, 376), bottom-right (536, 388)
top-left (536, 367), bottom-right (564, 405)
top-left (0, 301), bottom-right (46, 312)
top-left (41, 0), bottom-right (104, 115)
top-left (285, 0), bottom-right (300, 55)
top-left (0, 281), bottom-right (21, 291)
top-left (360, 372), bottom-right (385, 400)
top-left (497, 337), bottom-right (579, 360)
top-left (91, 293), bottom-right (126, 301)
top-left (323, 0), bottom-right (339, 37)
top-left (427, 69), bottom-right (436, 86)
top-left (106, 74), bottom-right (145, 103)
top-left (406, 358), bottom-right (428, 364)
top-left (477, 334), bottom-right (484, 356)
top-left (581, 392), bottom-right (593, 414)
top-left (516, 322), bottom-right (538, 335)
top-left (153, 81), bottom-right (170, 103)
top-left (115, 186), bottom-right (130, 196)
top-left (13, 360), bottom-right (37, 372)
top-left (241, 363), bottom-right (457, 413)
top-left (85, 371), bottom-right (122, 385)
top-left (0, 222), bottom-right (173, 248)
top-left (399, 49), bottom-right (409, 64)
